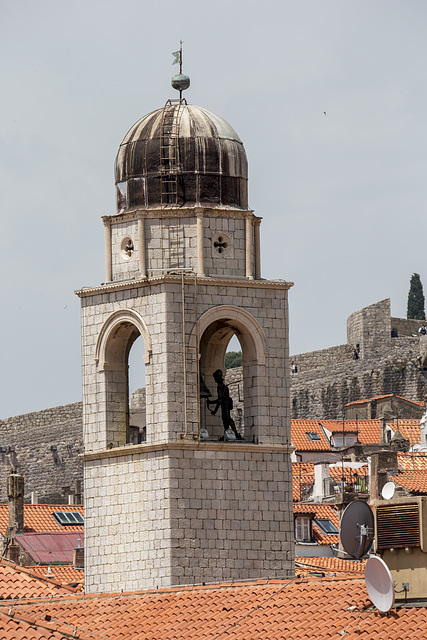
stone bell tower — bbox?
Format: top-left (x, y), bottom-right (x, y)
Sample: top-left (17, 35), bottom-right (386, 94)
top-left (77, 63), bottom-right (294, 593)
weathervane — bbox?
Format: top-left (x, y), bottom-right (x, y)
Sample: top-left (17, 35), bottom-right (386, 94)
top-left (171, 40), bottom-right (190, 99)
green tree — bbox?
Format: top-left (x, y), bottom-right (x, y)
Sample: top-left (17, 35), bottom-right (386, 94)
top-left (407, 273), bottom-right (425, 320)
top-left (225, 351), bottom-right (242, 369)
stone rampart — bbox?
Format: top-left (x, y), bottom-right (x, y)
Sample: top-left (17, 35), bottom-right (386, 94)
top-left (0, 403), bottom-right (83, 504)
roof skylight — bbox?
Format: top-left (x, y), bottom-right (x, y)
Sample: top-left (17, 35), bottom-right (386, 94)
top-left (53, 511), bottom-right (84, 526)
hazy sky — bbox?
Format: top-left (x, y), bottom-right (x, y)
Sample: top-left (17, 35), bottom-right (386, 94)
top-left (1, 0), bottom-right (427, 418)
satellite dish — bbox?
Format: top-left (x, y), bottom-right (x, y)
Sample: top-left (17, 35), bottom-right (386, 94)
top-left (365, 556), bottom-right (395, 612)
top-left (340, 500), bottom-right (374, 559)
top-left (381, 482), bottom-right (396, 500)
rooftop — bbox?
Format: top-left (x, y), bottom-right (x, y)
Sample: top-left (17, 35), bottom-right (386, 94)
top-left (0, 505), bottom-right (84, 536)
top-left (2, 576), bottom-right (427, 639)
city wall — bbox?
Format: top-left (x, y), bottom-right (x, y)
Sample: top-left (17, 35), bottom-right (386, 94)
top-left (0, 403), bottom-right (83, 504)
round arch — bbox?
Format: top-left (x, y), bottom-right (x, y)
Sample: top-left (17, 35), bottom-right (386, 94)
top-left (95, 308), bottom-right (152, 370)
top-left (191, 305), bottom-right (267, 365)
top-left (191, 305), bottom-right (268, 441)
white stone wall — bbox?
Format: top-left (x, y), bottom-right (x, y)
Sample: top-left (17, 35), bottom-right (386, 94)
top-left (107, 211), bottom-right (256, 281)
top-left (111, 220), bottom-right (140, 281)
top-left (84, 443), bottom-right (294, 593)
top-left (204, 216), bottom-right (247, 277)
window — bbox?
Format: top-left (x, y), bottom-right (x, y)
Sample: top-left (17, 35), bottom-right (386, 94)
top-left (295, 516), bottom-right (312, 542)
top-left (306, 432), bottom-right (321, 441)
top-left (53, 511), bottom-right (84, 526)
top-left (314, 518), bottom-right (339, 534)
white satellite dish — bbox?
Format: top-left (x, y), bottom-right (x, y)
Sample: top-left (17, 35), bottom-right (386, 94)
top-left (365, 556), bottom-right (395, 612)
top-left (381, 481), bottom-right (396, 500)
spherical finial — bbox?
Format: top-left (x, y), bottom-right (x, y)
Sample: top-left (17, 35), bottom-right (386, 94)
top-left (171, 73), bottom-right (190, 92)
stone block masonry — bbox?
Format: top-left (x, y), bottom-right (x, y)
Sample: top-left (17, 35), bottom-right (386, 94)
top-left (84, 442), bottom-right (294, 592)
top-left (0, 403), bottom-right (83, 504)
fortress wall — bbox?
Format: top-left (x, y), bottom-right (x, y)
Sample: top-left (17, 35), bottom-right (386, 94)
top-left (290, 356), bottom-right (427, 419)
top-left (391, 316), bottom-right (426, 337)
top-left (289, 344), bottom-right (354, 374)
top-left (0, 403), bottom-right (83, 504)
top-left (347, 299), bottom-right (391, 359)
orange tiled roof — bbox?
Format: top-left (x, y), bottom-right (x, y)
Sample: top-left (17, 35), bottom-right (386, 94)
top-left (291, 420), bottom-right (331, 451)
top-left (0, 557), bottom-right (76, 599)
top-left (295, 556), bottom-right (365, 575)
top-left (294, 503), bottom-right (340, 544)
top-left (396, 470), bottom-right (427, 494)
top-left (320, 419), bottom-right (382, 443)
top-left (4, 576), bottom-right (427, 639)
top-left (398, 452), bottom-right (427, 470)
top-left (292, 462), bottom-right (314, 501)
top-left (0, 504), bottom-right (84, 536)
top-left (345, 394), bottom-right (424, 407)
top-left (30, 564), bottom-right (84, 591)
top-left (390, 420), bottom-right (421, 446)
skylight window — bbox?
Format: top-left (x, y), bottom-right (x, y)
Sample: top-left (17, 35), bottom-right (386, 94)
top-left (314, 518), bottom-right (338, 534)
top-left (306, 432), bottom-right (321, 441)
top-left (53, 511), bottom-right (84, 526)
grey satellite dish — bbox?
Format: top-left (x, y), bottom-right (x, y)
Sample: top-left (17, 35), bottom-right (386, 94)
top-left (381, 481), bottom-right (396, 500)
top-left (365, 556), bottom-right (395, 612)
top-left (340, 500), bottom-right (374, 559)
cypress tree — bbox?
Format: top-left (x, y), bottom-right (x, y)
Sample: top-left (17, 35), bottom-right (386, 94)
top-left (407, 273), bottom-right (425, 319)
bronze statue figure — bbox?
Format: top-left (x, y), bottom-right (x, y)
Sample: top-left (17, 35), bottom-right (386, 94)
top-left (207, 369), bottom-right (242, 440)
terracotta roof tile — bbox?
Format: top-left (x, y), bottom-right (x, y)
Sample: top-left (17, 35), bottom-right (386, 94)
top-left (4, 576), bottom-right (427, 639)
top-left (0, 557), bottom-right (76, 600)
top-left (29, 565), bottom-right (84, 590)
top-left (345, 394), bottom-right (424, 407)
top-left (320, 419), bottom-right (383, 443)
top-left (390, 419), bottom-right (422, 446)
top-left (0, 505), bottom-right (84, 536)
top-left (291, 421), bottom-right (331, 451)
top-left (398, 452), bottom-right (427, 470)
top-left (295, 556), bottom-right (365, 575)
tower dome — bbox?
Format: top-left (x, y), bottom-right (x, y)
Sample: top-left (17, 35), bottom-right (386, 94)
top-left (115, 103), bottom-right (248, 212)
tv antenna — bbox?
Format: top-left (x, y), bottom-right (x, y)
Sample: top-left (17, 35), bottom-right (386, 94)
top-left (364, 556), bottom-right (395, 612)
top-left (340, 500), bottom-right (374, 559)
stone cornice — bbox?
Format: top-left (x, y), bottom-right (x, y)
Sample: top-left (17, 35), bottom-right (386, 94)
top-left (75, 274), bottom-right (294, 298)
top-left (83, 440), bottom-right (294, 461)
top-left (102, 207), bottom-right (261, 223)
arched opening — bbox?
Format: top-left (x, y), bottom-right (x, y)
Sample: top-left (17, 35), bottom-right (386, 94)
top-left (128, 336), bottom-right (146, 444)
top-left (95, 310), bottom-right (152, 449)
top-left (196, 306), bottom-right (267, 442)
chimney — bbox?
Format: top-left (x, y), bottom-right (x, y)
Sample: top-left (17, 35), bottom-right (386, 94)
top-left (7, 471), bottom-right (24, 534)
top-left (369, 450), bottom-right (398, 502)
top-left (73, 538), bottom-right (84, 570)
top-left (313, 462), bottom-right (332, 502)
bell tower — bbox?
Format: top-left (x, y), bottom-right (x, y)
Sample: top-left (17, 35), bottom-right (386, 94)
top-left (77, 62), bottom-right (294, 593)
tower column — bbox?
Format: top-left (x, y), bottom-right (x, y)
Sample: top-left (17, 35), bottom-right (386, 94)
top-left (245, 215), bottom-right (254, 279)
top-left (254, 219), bottom-right (261, 280)
top-left (138, 215), bottom-right (147, 278)
top-left (196, 213), bottom-right (205, 276)
top-left (103, 218), bottom-right (112, 282)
